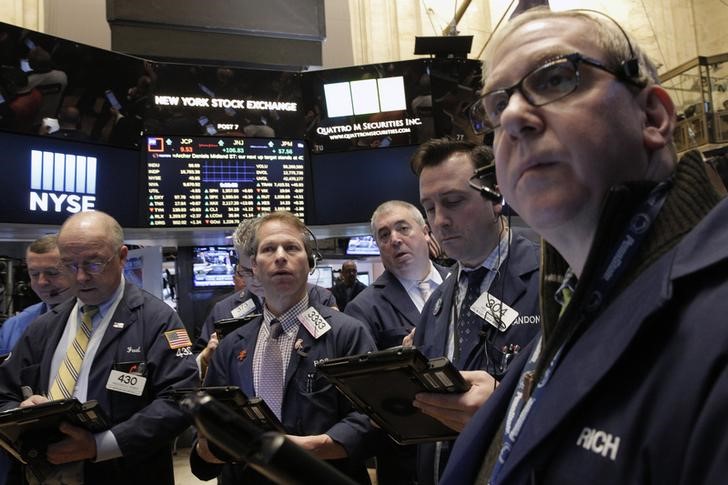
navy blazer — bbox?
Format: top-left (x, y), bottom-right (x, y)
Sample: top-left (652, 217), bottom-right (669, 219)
top-left (415, 232), bottom-right (541, 378)
top-left (442, 198), bottom-right (728, 485)
top-left (193, 303), bottom-right (376, 484)
top-left (345, 264), bottom-right (451, 350)
top-left (413, 232), bottom-right (541, 485)
top-left (0, 283), bottom-right (199, 485)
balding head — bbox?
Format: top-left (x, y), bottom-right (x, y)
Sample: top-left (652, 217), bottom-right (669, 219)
top-left (60, 211), bottom-right (124, 250)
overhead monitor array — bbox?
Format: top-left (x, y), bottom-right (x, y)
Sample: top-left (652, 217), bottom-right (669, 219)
top-left (0, 19), bottom-right (484, 227)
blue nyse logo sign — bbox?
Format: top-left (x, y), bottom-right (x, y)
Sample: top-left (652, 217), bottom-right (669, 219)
top-left (29, 150), bottom-right (97, 213)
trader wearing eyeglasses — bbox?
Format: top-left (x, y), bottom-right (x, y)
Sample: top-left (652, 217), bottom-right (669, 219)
top-left (0, 211), bottom-right (198, 485)
top-left (194, 218), bottom-right (336, 378)
top-left (440, 8), bottom-right (728, 485)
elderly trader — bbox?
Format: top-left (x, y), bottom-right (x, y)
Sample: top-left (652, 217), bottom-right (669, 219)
top-left (440, 8), bottom-right (728, 485)
top-left (0, 211), bottom-right (198, 484)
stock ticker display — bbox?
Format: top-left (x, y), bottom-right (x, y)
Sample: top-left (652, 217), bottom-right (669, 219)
top-left (143, 136), bottom-right (307, 226)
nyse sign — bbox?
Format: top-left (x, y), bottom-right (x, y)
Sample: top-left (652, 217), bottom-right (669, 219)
top-left (29, 192), bottom-right (95, 213)
top-left (29, 150), bottom-right (97, 214)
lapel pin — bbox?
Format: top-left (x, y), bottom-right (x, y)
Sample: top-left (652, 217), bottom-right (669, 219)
top-left (433, 297), bottom-right (443, 316)
top-left (237, 349), bottom-right (248, 362)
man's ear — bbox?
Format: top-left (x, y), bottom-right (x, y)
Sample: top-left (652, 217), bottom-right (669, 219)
top-left (422, 223), bottom-right (432, 242)
top-left (250, 253), bottom-right (258, 274)
top-left (493, 188), bottom-right (503, 216)
top-left (641, 85), bottom-right (676, 151)
top-left (119, 245), bottom-right (129, 265)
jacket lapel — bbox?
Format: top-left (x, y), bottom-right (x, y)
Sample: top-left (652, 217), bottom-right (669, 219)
top-left (426, 274), bottom-right (457, 356)
top-left (94, 283), bottom-right (140, 360)
top-left (378, 271), bottom-right (420, 327)
top-left (284, 312), bottom-right (320, 390)
top-left (491, 235), bottom-right (538, 308)
top-left (232, 319), bottom-right (259, 397)
top-left (40, 300), bottom-right (77, 392)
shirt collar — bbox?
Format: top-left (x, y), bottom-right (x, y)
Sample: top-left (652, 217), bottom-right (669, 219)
top-left (78, 275), bottom-right (125, 322)
top-left (263, 294), bottom-right (309, 337)
top-left (457, 227), bottom-right (511, 279)
top-left (395, 261), bottom-right (444, 291)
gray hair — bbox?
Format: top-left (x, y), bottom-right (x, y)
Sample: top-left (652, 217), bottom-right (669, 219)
top-left (370, 200), bottom-right (426, 236)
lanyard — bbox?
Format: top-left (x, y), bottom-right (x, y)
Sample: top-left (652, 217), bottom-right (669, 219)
top-left (489, 180), bottom-right (671, 484)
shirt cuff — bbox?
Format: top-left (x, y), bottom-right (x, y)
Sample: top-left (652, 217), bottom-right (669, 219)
top-left (93, 430), bottom-right (123, 462)
top-left (196, 353), bottom-right (204, 379)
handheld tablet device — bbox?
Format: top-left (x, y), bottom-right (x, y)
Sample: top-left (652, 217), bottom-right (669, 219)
top-left (0, 399), bottom-right (110, 464)
top-left (314, 346), bottom-right (470, 444)
top-left (213, 314), bottom-right (261, 340)
top-left (172, 386), bottom-right (283, 433)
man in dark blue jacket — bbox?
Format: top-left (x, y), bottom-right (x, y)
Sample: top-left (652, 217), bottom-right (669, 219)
top-left (191, 211), bottom-right (376, 484)
top-left (346, 200), bottom-right (450, 350)
top-left (194, 218), bottom-right (336, 378)
top-left (331, 261), bottom-right (367, 311)
top-left (441, 8), bottom-right (728, 485)
top-left (0, 211), bottom-right (198, 485)
top-left (346, 200), bottom-right (450, 484)
top-left (411, 138), bottom-right (541, 485)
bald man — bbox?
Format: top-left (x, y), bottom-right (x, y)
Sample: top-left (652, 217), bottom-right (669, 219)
top-left (0, 211), bottom-right (198, 485)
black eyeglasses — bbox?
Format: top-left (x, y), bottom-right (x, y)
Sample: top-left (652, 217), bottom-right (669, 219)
top-left (61, 254), bottom-right (115, 275)
top-left (468, 53), bottom-right (640, 134)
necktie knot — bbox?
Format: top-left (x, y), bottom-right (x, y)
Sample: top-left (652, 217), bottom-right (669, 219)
top-left (269, 318), bottom-right (283, 339)
top-left (417, 280), bottom-right (432, 302)
top-left (81, 305), bottom-right (99, 321)
top-left (464, 267), bottom-right (488, 289)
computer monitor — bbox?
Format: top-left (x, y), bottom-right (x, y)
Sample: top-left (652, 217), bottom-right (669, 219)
top-left (142, 135), bottom-right (308, 227)
top-left (346, 235), bottom-right (380, 256)
top-left (192, 246), bottom-right (237, 288)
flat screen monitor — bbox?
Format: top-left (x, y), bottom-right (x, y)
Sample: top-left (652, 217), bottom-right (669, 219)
top-left (143, 135), bottom-right (308, 227)
top-left (0, 130), bottom-right (140, 226)
top-left (346, 235), bottom-right (380, 256)
top-left (192, 246), bottom-right (237, 288)
top-left (301, 60), bottom-right (431, 154)
top-left (308, 265), bottom-right (333, 289)
top-left (310, 144), bottom-right (419, 225)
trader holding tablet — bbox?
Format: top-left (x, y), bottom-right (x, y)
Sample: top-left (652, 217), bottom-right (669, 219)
top-left (0, 211), bottom-right (199, 485)
top-left (345, 200), bottom-right (449, 485)
top-left (191, 211), bottom-right (375, 484)
top-left (411, 139), bottom-right (541, 485)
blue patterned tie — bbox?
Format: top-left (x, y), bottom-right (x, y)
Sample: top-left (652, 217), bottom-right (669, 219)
top-left (456, 267), bottom-right (488, 367)
top-left (258, 319), bottom-right (284, 420)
